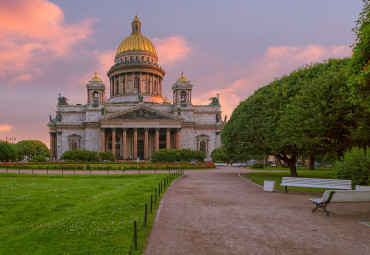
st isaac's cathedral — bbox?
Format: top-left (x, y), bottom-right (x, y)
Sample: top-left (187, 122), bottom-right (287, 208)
top-left (48, 16), bottom-right (223, 161)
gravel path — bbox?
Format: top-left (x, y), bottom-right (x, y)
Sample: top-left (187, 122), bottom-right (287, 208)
top-left (145, 167), bottom-right (370, 255)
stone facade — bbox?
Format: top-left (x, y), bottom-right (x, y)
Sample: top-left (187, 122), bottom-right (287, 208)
top-left (48, 16), bottom-right (224, 161)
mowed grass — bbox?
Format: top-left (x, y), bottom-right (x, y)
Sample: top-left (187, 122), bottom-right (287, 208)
top-left (0, 173), bottom-right (174, 254)
top-left (243, 171), bottom-right (339, 193)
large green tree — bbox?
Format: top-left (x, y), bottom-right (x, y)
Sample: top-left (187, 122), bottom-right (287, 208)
top-left (0, 142), bottom-right (18, 161)
top-left (15, 140), bottom-right (51, 160)
top-left (222, 60), bottom-right (366, 176)
top-left (347, 0), bottom-right (370, 107)
top-left (278, 58), bottom-right (369, 160)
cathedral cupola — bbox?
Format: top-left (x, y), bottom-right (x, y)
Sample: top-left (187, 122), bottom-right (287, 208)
top-left (86, 72), bottom-right (105, 106)
top-left (172, 71), bottom-right (193, 107)
top-left (107, 16), bottom-right (165, 105)
top-left (131, 16), bottom-right (142, 34)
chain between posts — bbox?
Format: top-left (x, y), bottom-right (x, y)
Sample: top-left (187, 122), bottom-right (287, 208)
top-left (128, 169), bottom-right (184, 254)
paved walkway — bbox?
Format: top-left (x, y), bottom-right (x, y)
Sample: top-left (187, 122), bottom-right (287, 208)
top-left (145, 167), bottom-right (370, 255)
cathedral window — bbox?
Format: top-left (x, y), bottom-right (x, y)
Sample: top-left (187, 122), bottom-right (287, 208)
top-left (125, 57), bottom-right (127, 63)
top-left (141, 56), bottom-right (144, 62)
top-left (136, 56), bottom-right (139, 62)
top-left (116, 80), bottom-right (119, 95)
top-left (130, 56), bottom-right (133, 62)
top-left (122, 78), bottom-right (125, 93)
top-left (200, 141), bottom-right (206, 154)
top-left (134, 77), bottom-right (140, 93)
top-left (180, 91), bottom-right (187, 103)
top-left (147, 57), bottom-right (149, 62)
top-left (71, 141), bottom-right (78, 151)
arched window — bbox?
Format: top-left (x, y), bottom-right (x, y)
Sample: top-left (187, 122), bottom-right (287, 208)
top-left (180, 91), bottom-right (187, 103)
top-left (134, 77), bottom-right (140, 93)
top-left (92, 91), bottom-right (99, 104)
top-left (71, 141), bottom-right (78, 151)
top-left (200, 141), bottom-right (206, 154)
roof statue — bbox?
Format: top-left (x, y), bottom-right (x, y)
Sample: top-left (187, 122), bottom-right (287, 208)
top-left (209, 94), bottom-right (220, 106)
top-left (57, 93), bottom-right (68, 106)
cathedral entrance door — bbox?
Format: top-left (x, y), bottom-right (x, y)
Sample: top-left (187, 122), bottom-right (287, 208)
top-left (137, 140), bottom-right (144, 160)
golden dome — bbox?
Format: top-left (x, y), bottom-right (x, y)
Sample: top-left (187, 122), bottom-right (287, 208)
top-left (91, 72), bottom-right (101, 82)
top-left (116, 16), bottom-right (157, 58)
top-left (177, 71), bottom-right (189, 82)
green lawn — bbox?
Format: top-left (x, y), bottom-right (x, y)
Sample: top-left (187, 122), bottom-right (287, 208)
top-left (0, 173), bottom-right (176, 254)
top-left (243, 171), bottom-right (339, 193)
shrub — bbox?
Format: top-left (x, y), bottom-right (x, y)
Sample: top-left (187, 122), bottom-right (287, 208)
top-left (29, 155), bottom-right (47, 162)
top-left (151, 149), bottom-right (179, 162)
top-left (335, 147), bottom-right (369, 185)
top-left (99, 151), bottom-right (116, 162)
top-left (151, 149), bottom-right (206, 162)
top-left (61, 150), bottom-right (100, 162)
top-left (251, 162), bottom-right (264, 169)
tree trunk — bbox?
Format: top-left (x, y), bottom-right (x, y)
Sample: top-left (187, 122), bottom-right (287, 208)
top-left (289, 161), bottom-right (298, 177)
top-left (264, 157), bottom-right (268, 167)
top-left (309, 154), bottom-right (315, 170)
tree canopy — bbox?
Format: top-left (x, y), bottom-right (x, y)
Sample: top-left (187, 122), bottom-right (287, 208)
top-left (222, 59), bottom-right (368, 176)
top-left (15, 140), bottom-right (51, 160)
top-left (347, 0), bottom-right (370, 107)
top-left (0, 142), bottom-right (18, 161)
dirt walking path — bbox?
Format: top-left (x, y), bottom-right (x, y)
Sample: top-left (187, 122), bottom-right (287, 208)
top-left (145, 167), bottom-right (370, 255)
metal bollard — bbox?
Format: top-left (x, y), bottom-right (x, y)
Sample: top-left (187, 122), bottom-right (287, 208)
top-left (133, 220), bottom-right (138, 250)
top-left (150, 195), bottom-right (153, 213)
top-left (144, 203), bottom-right (147, 227)
top-left (158, 183), bottom-right (161, 197)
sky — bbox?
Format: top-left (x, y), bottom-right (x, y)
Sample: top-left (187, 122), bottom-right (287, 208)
top-left (0, 0), bottom-right (364, 147)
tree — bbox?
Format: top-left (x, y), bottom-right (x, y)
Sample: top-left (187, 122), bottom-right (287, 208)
top-left (0, 142), bottom-right (18, 161)
top-left (222, 63), bottom-right (326, 176)
top-left (347, 0), bottom-right (370, 107)
top-left (222, 60), bottom-right (366, 176)
top-left (278, 58), bottom-right (369, 161)
top-left (61, 150), bottom-right (100, 162)
top-left (211, 147), bottom-right (228, 162)
top-left (15, 140), bottom-right (50, 160)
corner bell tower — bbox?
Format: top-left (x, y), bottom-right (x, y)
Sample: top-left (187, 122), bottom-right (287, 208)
top-left (172, 71), bottom-right (193, 107)
top-left (86, 72), bottom-right (105, 106)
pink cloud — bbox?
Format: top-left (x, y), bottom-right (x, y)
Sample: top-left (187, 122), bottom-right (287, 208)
top-left (152, 36), bottom-right (191, 65)
top-left (192, 44), bottom-right (352, 119)
top-left (0, 125), bottom-right (14, 132)
top-left (0, 0), bottom-right (93, 81)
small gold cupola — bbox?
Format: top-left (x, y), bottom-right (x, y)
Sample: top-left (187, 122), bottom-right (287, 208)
top-left (91, 72), bottom-right (102, 82)
top-left (177, 71), bottom-right (189, 82)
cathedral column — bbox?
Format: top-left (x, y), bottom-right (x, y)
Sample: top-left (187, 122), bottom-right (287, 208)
top-left (139, 73), bottom-right (142, 93)
top-left (122, 128), bottom-right (127, 159)
top-left (132, 73), bottom-right (135, 93)
top-left (119, 75), bottom-right (123, 95)
top-left (144, 128), bottom-right (149, 160)
top-left (176, 129), bottom-right (181, 150)
top-left (112, 128), bottom-right (116, 156)
top-left (101, 128), bottom-right (106, 152)
top-left (124, 74), bottom-right (128, 93)
top-left (133, 128), bottom-right (138, 159)
top-left (154, 128), bottom-right (159, 153)
top-left (166, 128), bottom-right (171, 149)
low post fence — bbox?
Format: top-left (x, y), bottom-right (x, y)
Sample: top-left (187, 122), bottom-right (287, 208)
top-left (127, 169), bottom-right (184, 254)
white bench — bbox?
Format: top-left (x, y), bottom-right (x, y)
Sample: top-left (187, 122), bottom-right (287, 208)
top-left (280, 177), bottom-right (352, 193)
top-left (308, 190), bottom-right (370, 216)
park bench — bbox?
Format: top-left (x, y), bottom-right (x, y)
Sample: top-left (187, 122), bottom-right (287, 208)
top-left (280, 177), bottom-right (352, 193)
top-left (308, 190), bottom-right (370, 216)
